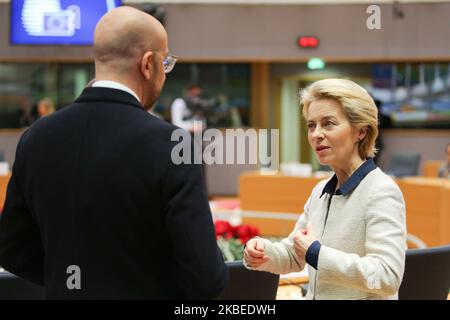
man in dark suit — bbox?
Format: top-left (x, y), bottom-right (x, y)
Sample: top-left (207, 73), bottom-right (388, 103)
top-left (0, 6), bottom-right (227, 299)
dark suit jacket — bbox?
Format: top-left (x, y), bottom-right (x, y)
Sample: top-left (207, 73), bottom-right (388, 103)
top-left (0, 87), bottom-right (228, 299)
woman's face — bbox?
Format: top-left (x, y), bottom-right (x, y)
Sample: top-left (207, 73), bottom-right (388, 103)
top-left (37, 102), bottom-right (50, 117)
top-left (306, 98), bottom-right (362, 169)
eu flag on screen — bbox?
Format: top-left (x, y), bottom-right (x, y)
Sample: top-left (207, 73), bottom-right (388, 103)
top-left (10, 0), bottom-right (122, 45)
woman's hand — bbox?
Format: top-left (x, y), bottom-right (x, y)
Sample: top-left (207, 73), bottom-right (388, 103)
top-left (294, 224), bottom-right (318, 259)
top-left (244, 238), bottom-right (270, 268)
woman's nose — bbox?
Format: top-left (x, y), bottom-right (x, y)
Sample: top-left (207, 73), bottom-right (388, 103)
top-left (311, 127), bottom-right (324, 140)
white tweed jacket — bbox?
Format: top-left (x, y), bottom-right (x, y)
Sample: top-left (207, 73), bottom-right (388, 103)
top-left (245, 167), bottom-right (407, 300)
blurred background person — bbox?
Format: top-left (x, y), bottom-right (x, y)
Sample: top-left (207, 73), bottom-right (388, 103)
top-left (35, 98), bottom-right (55, 119)
top-left (32, 98), bottom-right (55, 124)
top-left (21, 98), bottom-right (55, 126)
top-left (171, 83), bottom-right (207, 132)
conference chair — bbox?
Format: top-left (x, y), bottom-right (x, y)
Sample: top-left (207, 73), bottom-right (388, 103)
top-left (387, 152), bottom-right (421, 177)
top-left (399, 244), bottom-right (450, 300)
top-left (217, 261), bottom-right (280, 300)
top-left (407, 233), bottom-right (427, 249)
top-left (0, 272), bottom-right (44, 300)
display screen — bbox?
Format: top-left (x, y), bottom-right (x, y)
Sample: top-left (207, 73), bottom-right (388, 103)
top-left (10, 0), bottom-right (122, 45)
top-left (372, 64), bottom-right (450, 128)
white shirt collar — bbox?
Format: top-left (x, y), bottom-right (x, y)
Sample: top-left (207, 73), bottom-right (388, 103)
top-left (92, 80), bottom-right (141, 103)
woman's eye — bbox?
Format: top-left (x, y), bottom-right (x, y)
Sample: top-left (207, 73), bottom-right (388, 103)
top-left (307, 123), bottom-right (315, 130)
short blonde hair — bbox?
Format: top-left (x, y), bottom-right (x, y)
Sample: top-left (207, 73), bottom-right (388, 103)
top-left (299, 78), bottom-right (379, 159)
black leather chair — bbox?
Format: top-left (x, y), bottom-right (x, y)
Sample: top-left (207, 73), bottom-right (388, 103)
top-left (399, 245), bottom-right (450, 300)
top-left (387, 152), bottom-right (421, 177)
top-left (217, 261), bottom-right (279, 300)
top-left (0, 272), bottom-right (44, 300)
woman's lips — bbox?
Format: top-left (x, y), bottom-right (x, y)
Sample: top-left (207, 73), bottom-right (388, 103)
top-left (315, 146), bottom-right (330, 155)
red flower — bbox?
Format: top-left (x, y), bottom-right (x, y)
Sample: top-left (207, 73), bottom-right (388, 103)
top-left (214, 220), bottom-right (232, 237)
top-left (215, 220), bottom-right (260, 244)
top-left (235, 224), bottom-right (260, 244)
top-left (224, 231), bottom-right (234, 240)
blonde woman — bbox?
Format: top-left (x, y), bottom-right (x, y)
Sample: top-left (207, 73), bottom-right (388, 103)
top-left (244, 79), bottom-right (406, 300)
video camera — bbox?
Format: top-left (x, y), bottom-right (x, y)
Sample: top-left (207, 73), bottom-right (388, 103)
top-left (185, 96), bottom-right (220, 118)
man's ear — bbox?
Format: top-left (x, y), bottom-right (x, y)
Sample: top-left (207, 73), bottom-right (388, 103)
top-left (140, 51), bottom-right (153, 80)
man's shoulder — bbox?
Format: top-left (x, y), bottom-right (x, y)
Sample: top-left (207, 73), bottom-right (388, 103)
top-left (147, 114), bottom-right (182, 134)
top-left (24, 102), bottom-right (181, 143)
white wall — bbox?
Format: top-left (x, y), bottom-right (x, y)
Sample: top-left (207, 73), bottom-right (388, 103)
top-left (1, 3), bottom-right (450, 61)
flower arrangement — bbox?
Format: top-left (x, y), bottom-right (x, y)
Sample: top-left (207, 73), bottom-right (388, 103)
top-left (214, 220), bottom-right (260, 262)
